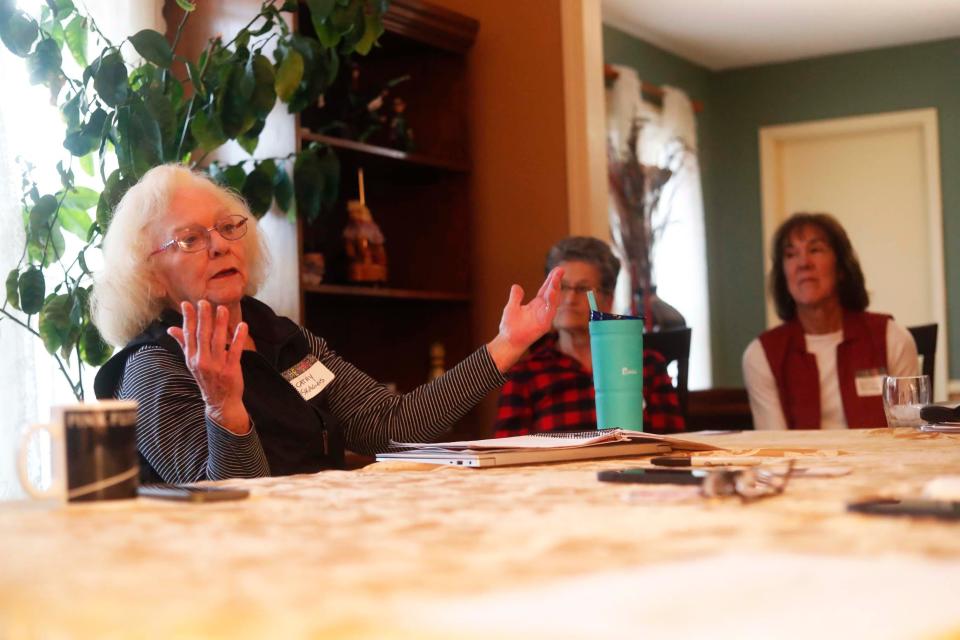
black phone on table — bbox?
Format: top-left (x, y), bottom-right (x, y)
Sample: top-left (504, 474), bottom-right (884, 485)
top-left (847, 498), bottom-right (960, 521)
top-left (138, 484), bottom-right (250, 502)
top-left (597, 468), bottom-right (706, 485)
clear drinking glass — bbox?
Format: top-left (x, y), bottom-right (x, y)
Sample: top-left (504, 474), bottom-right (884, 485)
top-left (882, 375), bottom-right (931, 428)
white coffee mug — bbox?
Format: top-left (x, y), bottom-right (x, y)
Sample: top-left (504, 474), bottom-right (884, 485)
top-left (17, 400), bottom-right (140, 502)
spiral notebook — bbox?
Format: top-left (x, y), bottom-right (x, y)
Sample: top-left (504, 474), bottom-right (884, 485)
top-left (376, 429), bottom-right (718, 468)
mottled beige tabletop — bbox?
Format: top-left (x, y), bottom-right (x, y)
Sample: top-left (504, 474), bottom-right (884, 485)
top-left (1, 429), bottom-right (959, 639)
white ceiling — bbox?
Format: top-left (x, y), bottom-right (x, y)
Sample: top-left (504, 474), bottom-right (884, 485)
top-left (601, 0), bottom-right (960, 71)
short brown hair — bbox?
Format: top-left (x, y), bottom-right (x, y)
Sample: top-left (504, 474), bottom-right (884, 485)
top-left (545, 236), bottom-right (620, 294)
top-left (770, 212), bottom-right (869, 321)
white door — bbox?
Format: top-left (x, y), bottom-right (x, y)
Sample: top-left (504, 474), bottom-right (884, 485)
top-left (759, 109), bottom-right (947, 400)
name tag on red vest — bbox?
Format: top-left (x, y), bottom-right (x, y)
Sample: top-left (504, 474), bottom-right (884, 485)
top-left (855, 368), bottom-right (886, 397)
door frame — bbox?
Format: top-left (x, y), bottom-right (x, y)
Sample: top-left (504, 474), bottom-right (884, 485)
top-left (758, 108), bottom-right (947, 398)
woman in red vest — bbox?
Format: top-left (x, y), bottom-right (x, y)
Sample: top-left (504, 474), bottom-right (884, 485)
top-left (742, 213), bottom-right (918, 429)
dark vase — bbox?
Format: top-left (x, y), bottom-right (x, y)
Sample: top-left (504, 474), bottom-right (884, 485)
top-left (636, 286), bottom-right (686, 332)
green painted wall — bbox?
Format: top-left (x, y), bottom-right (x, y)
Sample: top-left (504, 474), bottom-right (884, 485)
top-left (604, 26), bottom-right (960, 385)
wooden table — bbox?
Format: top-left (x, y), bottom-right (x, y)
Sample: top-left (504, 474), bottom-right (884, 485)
top-left (2, 429), bottom-right (958, 638)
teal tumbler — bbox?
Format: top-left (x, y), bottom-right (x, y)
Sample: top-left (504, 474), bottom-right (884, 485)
top-left (589, 317), bottom-right (645, 431)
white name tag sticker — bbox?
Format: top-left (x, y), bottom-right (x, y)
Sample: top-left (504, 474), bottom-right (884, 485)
top-left (855, 373), bottom-right (884, 397)
top-left (282, 355), bottom-right (335, 401)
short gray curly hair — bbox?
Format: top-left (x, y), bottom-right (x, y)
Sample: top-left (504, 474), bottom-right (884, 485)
top-left (90, 164), bottom-right (269, 346)
top-left (545, 236), bottom-right (620, 293)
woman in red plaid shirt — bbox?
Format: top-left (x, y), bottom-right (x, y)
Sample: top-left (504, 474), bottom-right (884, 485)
top-left (495, 237), bottom-right (685, 437)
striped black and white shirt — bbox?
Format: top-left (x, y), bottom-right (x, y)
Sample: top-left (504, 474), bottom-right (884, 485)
top-left (117, 327), bottom-right (506, 483)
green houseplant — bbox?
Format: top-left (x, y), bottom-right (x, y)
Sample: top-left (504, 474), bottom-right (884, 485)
top-left (0, 0), bottom-right (388, 400)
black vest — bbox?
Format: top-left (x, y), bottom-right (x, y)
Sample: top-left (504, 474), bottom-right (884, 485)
top-left (94, 297), bottom-right (345, 482)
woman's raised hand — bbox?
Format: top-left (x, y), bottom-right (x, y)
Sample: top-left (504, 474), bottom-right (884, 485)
top-left (486, 266), bottom-right (564, 373)
top-left (167, 300), bottom-right (250, 434)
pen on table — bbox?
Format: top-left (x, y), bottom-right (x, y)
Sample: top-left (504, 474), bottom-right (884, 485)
top-left (649, 456), bottom-right (853, 477)
top-left (650, 456), bottom-right (763, 467)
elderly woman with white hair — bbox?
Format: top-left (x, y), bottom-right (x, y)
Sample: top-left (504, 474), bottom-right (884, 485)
top-left (92, 164), bottom-right (563, 483)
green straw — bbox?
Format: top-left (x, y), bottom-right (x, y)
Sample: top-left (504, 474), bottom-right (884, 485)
top-left (586, 290), bottom-right (599, 312)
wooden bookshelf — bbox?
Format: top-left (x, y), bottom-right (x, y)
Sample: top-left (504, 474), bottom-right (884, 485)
top-left (299, 131), bottom-right (470, 173)
top-left (296, 0), bottom-right (479, 402)
top-left (303, 283), bottom-right (470, 303)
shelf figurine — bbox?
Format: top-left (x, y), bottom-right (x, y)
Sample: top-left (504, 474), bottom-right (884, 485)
top-left (301, 252), bottom-right (325, 288)
top-left (343, 168), bottom-right (388, 284)
top-left (388, 97), bottom-right (415, 152)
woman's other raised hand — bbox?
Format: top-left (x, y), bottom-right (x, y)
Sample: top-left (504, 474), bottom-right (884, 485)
top-left (487, 266), bottom-right (564, 373)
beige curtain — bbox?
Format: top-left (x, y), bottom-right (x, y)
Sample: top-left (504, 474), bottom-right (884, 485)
top-left (606, 64), bottom-right (712, 389)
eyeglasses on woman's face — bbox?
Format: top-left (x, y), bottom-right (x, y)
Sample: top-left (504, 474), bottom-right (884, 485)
top-left (150, 214), bottom-right (248, 256)
top-left (559, 283), bottom-right (597, 296)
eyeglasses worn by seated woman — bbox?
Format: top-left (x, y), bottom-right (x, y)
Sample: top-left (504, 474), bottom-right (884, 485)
top-left (149, 214), bottom-right (249, 256)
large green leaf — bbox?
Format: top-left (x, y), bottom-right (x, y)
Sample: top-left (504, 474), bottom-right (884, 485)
top-left (5, 268), bottom-right (20, 310)
top-left (323, 45), bottom-right (339, 88)
top-left (96, 169), bottom-right (133, 230)
top-left (256, 158), bottom-right (277, 181)
top-left (189, 109), bottom-right (226, 152)
top-left (338, 4), bottom-right (366, 55)
top-left (69, 286), bottom-right (88, 325)
top-left (58, 206), bottom-right (93, 239)
top-left (40, 6), bottom-right (65, 48)
top-left (237, 132), bottom-right (259, 156)
top-left (39, 293), bottom-right (73, 355)
top-left (274, 49), bottom-right (303, 103)
top-left (294, 149), bottom-right (325, 223)
top-left (63, 107), bottom-right (107, 156)
top-left (355, 13), bottom-right (385, 56)
top-left (0, 10), bottom-right (39, 57)
top-left (60, 90), bottom-right (81, 128)
top-left (250, 53), bottom-right (276, 119)
top-left (242, 163), bottom-right (275, 217)
top-left (273, 164), bottom-right (293, 213)
top-left (129, 29), bottom-right (173, 68)
top-left (28, 194), bottom-right (58, 236)
top-left (28, 222), bottom-right (65, 267)
top-left (78, 152), bottom-right (94, 176)
top-left (306, 0), bottom-right (337, 23)
top-left (287, 36), bottom-right (326, 113)
top-left (114, 105), bottom-right (134, 177)
top-left (93, 51), bottom-right (128, 107)
top-left (56, 163), bottom-right (74, 193)
top-left (63, 14), bottom-right (87, 67)
top-left (312, 21), bottom-right (340, 49)
top-left (18, 266), bottom-right (45, 314)
top-left (27, 37), bottom-right (62, 86)
top-left (128, 62), bottom-right (157, 90)
top-left (62, 185), bottom-right (99, 210)
top-left (220, 62), bottom-right (256, 138)
top-left (117, 97), bottom-right (162, 177)
top-left (212, 164), bottom-right (246, 193)
top-left (168, 69), bottom-right (184, 108)
top-left (50, 0), bottom-right (75, 20)
top-left (79, 322), bottom-right (112, 365)
top-left (142, 84), bottom-right (176, 158)
top-left (318, 149), bottom-right (340, 206)
top-left (306, 0), bottom-right (338, 46)
top-left (237, 118), bottom-right (265, 155)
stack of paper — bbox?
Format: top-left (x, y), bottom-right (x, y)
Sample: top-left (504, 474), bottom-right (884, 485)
top-left (376, 429), bottom-right (719, 468)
